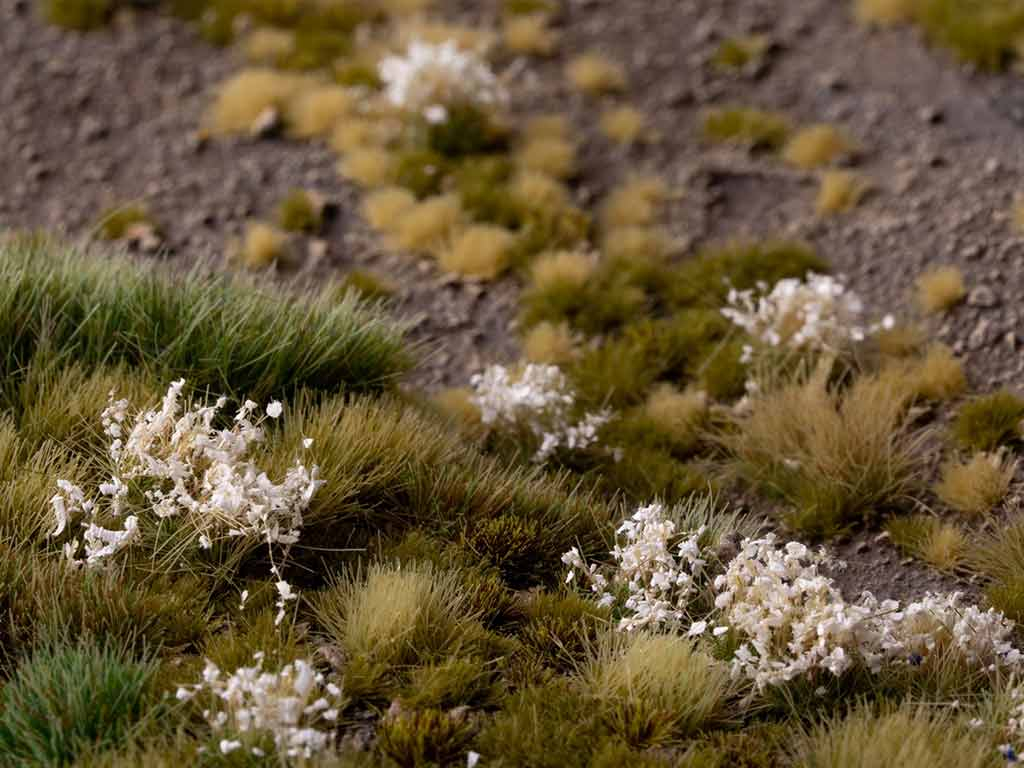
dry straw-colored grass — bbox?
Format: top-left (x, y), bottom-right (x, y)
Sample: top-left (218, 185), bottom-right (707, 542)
top-left (503, 13), bottom-right (558, 55)
top-left (362, 186), bottom-right (418, 233)
top-left (236, 221), bottom-right (288, 270)
top-left (566, 53), bottom-right (627, 95)
top-left (916, 265), bottom-right (966, 313)
top-left (286, 84), bottom-right (355, 138)
top-left (599, 106), bottom-right (646, 145)
top-left (438, 225), bottom-right (516, 280)
top-left (782, 124), bottom-right (854, 170)
top-left (523, 321), bottom-right (576, 364)
top-left (854, 0), bottom-right (920, 26)
top-left (816, 170), bottom-right (870, 215)
top-left (934, 452), bottom-right (1015, 516)
top-left (530, 249), bottom-right (595, 291)
top-left (340, 148), bottom-right (397, 187)
top-left (643, 385), bottom-right (707, 447)
top-left (600, 175), bottom-right (667, 230)
top-left (242, 27), bottom-right (294, 64)
top-left (207, 68), bottom-right (310, 135)
top-left (394, 195), bottom-right (465, 253)
top-left (516, 136), bottom-right (578, 180)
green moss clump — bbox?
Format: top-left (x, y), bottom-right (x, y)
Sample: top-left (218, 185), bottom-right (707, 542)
top-left (377, 708), bottom-right (477, 768)
top-left (516, 592), bottom-right (609, 672)
top-left (276, 188), bottom-right (323, 233)
top-left (453, 156), bottom-right (522, 227)
top-left (401, 656), bottom-right (500, 709)
top-left (711, 36), bottom-right (768, 71)
top-left (335, 62), bottom-right (383, 89)
top-left (394, 149), bottom-right (451, 198)
top-left (44, 0), bottom-right (112, 29)
top-left (427, 103), bottom-right (510, 158)
top-left (952, 389), bottom-right (1024, 451)
top-left (701, 107), bottom-right (791, 151)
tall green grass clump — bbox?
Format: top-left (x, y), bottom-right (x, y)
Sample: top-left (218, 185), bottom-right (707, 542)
top-left (0, 238), bottom-right (411, 402)
top-left (0, 637), bottom-right (161, 765)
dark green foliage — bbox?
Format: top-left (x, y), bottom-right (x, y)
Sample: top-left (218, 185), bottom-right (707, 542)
top-left (335, 61), bottom-right (383, 89)
top-left (378, 708), bottom-right (477, 768)
top-left (680, 723), bottom-right (791, 767)
top-left (0, 239), bottom-right (410, 403)
top-left (394, 149), bottom-right (451, 198)
top-left (43, 0), bottom-right (113, 29)
top-left (698, 339), bottom-right (748, 400)
top-left (970, 515), bottom-right (1024, 621)
top-left (595, 447), bottom-right (714, 505)
top-left (701, 107), bottom-right (790, 151)
top-left (276, 188), bottom-right (323, 233)
top-left (401, 656), bottom-right (501, 709)
top-left (426, 103), bottom-right (510, 158)
top-left (335, 269), bottom-right (396, 301)
top-left (0, 637), bottom-right (160, 766)
top-left (503, 0), bottom-right (557, 14)
top-left (952, 389), bottom-right (1024, 451)
top-left (516, 592), bottom-right (609, 672)
top-left (915, 0), bottom-right (1024, 71)
top-left (453, 156), bottom-right (522, 228)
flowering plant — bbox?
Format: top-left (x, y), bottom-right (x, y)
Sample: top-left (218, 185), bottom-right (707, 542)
top-left (471, 363), bottom-right (610, 463)
top-left (176, 653), bottom-right (345, 760)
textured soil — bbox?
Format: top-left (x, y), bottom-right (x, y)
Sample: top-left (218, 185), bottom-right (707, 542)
top-left (4, 0), bottom-right (1024, 602)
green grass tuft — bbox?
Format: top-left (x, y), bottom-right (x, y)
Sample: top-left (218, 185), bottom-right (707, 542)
top-left (952, 389), bottom-right (1024, 451)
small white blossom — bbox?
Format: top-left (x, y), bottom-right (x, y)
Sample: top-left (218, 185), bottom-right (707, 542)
top-left (266, 401), bottom-right (283, 419)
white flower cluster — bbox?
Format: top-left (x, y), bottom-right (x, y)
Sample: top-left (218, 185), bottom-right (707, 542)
top-left (563, 502), bottom-right (709, 632)
top-left (999, 684), bottom-right (1024, 763)
top-left (470, 364), bottom-right (611, 463)
top-left (378, 40), bottom-right (506, 124)
top-left (176, 654), bottom-right (343, 760)
top-left (721, 273), bottom-right (893, 358)
top-left (715, 535), bottom-right (1021, 690)
top-left (566, 517), bottom-right (1022, 691)
top-left (50, 380), bottom-right (322, 621)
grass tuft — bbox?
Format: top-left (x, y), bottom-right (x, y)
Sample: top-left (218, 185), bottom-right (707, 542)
top-left (523, 321), bottom-right (577, 364)
top-left (816, 170), bottom-right (870, 215)
top-left (44, 0), bottom-right (112, 29)
top-left (503, 12), bottom-right (558, 55)
top-left (600, 175), bottom-right (667, 230)
top-left (517, 136), bottom-right (578, 180)
top-left (362, 186), bottom-right (418, 233)
top-left (394, 194), bottom-right (465, 253)
top-left (276, 188), bottom-right (324, 233)
top-left (916, 265), bottom-right (966, 313)
top-left (235, 219), bottom-right (289, 270)
top-left (599, 106), bottom-right (646, 145)
top-left (438, 225), bottom-right (516, 280)
top-left (340, 146), bottom-right (397, 187)
top-left (566, 53), bottom-right (627, 95)
top-left (952, 389), bottom-right (1024, 451)
top-left (701, 107), bottom-right (790, 151)
top-left (207, 68), bottom-right (310, 135)
top-left (782, 124), bottom-right (854, 169)
top-left (935, 451), bottom-right (1015, 515)
top-left (854, 0), bottom-right (919, 25)
top-left (285, 83), bottom-right (354, 137)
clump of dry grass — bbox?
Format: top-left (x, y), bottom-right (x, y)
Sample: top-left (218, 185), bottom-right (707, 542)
top-left (711, 35), bottom-right (769, 71)
top-left (782, 124), bottom-right (854, 170)
top-left (566, 53), bottom-right (627, 96)
top-left (234, 220), bottom-right (289, 269)
top-left (276, 188), bottom-right (324, 233)
top-left (516, 136), bottom-right (578, 180)
top-left (330, 118), bottom-right (389, 154)
top-left (503, 13), bottom-right (558, 55)
top-left (888, 514), bottom-right (969, 571)
top-left (916, 265), bottom-right (966, 313)
top-left (816, 170), bottom-right (870, 215)
top-left (726, 364), bottom-right (926, 536)
top-left (643, 385), bottom-right (707, 448)
top-left (362, 186), bottom-right (418, 233)
top-left (581, 633), bottom-right (735, 748)
top-left (438, 225), bottom-right (516, 280)
top-left (523, 321), bottom-right (576, 364)
top-left (904, 343), bottom-right (967, 402)
top-left (522, 114), bottom-right (571, 142)
top-left (340, 147), bottom-right (396, 187)
top-left (602, 227), bottom-right (671, 262)
top-left (394, 195), bottom-right (465, 253)
top-left (285, 84), bottom-right (354, 138)
top-left (511, 171), bottom-right (572, 213)
top-left (953, 390), bottom-right (1024, 452)
top-left (875, 322), bottom-right (926, 358)
top-left (854, 0), bottom-right (919, 26)
top-left (530, 249), bottom-right (595, 292)
top-left (599, 106), bottom-right (646, 145)
top-left (241, 26), bottom-right (294, 64)
top-left (701, 107), bottom-right (790, 151)
top-left (207, 68), bottom-right (310, 135)
top-left (431, 387), bottom-right (482, 426)
top-left (600, 175), bottom-right (667, 230)
top-left (935, 452), bottom-right (1015, 516)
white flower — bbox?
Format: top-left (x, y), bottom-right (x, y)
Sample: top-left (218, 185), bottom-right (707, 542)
top-left (220, 740), bottom-right (242, 755)
top-left (378, 40), bottom-right (506, 122)
top-left (266, 401), bottom-right (283, 419)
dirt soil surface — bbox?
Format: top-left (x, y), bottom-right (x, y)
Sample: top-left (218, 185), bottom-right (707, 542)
top-left (4, 0), bottom-right (1024, 602)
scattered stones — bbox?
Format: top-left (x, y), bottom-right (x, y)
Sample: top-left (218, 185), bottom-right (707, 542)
top-left (967, 284), bottom-right (998, 308)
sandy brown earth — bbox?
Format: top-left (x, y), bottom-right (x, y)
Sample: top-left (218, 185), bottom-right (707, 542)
top-left (4, 0), bottom-right (1024, 602)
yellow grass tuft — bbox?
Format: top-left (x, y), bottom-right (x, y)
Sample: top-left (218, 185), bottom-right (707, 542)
top-left (511, 171), bottom-right (572, 212)
top-left (394, 195), bottom-right (465, 253)
top-left (503, 13), bottom-right (558, 56)
top-left (330, 118), bottom-right (390, 154)
top-left (285, 85), bottom-right (355, 138)
top-left (916, 265), bottom-right (966, 314)
top-left (362, 186), bottom-right (418, 233)
top-left (241, 27), bottom-right (294, 64)
top-left (566, 53), bottom-right (627, 96)
top-left (905, 343), bottom-right (967, 401)
top-left (935, 452), bottom-right (1015, 516)
top-left (438, 225), bottom-right (516, 280)
top-left (237, 220), bottom-right (288, 270)
top-left (601, 175), bottom-right (667, 230)
top-left (815, 170), bottom-right (870, 215)
top-left (602, 227), bottom-right (671, 262)
top-left (701, 107), bottom-right (790, 151)
top-left (782, 124), bottom-right (854, 170)
top-left (395, 20), bottom-right (494, 53)
top-left (854, 0), bottom-right (919, 26)
top-left (919, 519), bottom-right (968, 570)
top-left (207, 68), bottom-right (310, 135)
top-left (644, 385), bottom-right (708, 446)
top-left (599, 106), bottom-right (645, 145)
top-left (530, 249), bottom-right (595, 291)
top-left (516, 136), bottom-right (577, 180)
top-left (523, 321), bottom-right (576, 364)
top-left (340, 147), bottom-right (396, 188)
top-left (432, 387), bottom-right (482, 426)
top-left (875, 322), bottom-right (926, 358)
top-left (522, 114), bottom-right (571, 142)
